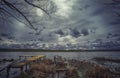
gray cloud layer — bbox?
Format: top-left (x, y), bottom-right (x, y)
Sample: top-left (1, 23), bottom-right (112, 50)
top-left (0, 0), bottom-right (120, 47)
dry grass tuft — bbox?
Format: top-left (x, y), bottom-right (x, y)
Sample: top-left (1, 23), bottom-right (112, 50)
top-left (28, 59), bottom-right (55, 78)
top-left (87, 65), bottom-right (113, 78)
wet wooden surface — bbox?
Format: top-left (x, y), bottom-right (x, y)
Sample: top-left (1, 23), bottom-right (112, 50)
top-left (6, 55), bottom-right (46, 78)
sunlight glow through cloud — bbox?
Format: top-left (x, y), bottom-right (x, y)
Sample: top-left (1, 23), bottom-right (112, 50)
top-left (58, 35), bottom-right (77, 45)
top-left (53, 0), bottom-right (76, 18)
top-left (36, 8), bottom-right (44, 17)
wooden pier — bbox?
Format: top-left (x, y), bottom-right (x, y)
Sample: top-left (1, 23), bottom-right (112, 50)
top-left (6, 55), bottom-right (46, 78)
top-left (0, 62), bottom-right (12, 72)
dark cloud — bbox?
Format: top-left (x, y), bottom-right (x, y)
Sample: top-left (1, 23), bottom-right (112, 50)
top-left (71, 29), bottom-right (81, 38)
top-left (0, 0), bottom-right (120, 49)
top-left (55, 29), bottom-right (71, 36)
top-left (81, 29), bottom-right (89, 36)
top-left (109, 20), bottom-right (120, 25)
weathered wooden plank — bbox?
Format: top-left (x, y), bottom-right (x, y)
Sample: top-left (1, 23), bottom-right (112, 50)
top-left (6, 55), bottom-right (46, 78)
top-left (11, 61), bottom-right (28, 68)
top-left (55, 68), bottom-right (67, 72)
top-left (26, 55), bottom-right (45, 61)
top-left (11, 55), bottom-right (45, 68)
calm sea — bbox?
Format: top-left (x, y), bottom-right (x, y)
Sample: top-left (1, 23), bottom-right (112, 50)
top-left (0, 51), bottom-right (120, 60)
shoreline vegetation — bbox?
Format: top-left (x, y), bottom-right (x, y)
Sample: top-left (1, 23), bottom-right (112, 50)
top-left (14, 56), bottom-right (120, 78)
top-left (0, 55), bottom-right (120, 78)
top-left (0, 49), bottom-right (120, 52)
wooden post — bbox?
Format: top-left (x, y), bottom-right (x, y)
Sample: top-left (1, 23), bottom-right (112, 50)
top-left (25, 64), bottom-right (28, 71)
top-left (20, 67), bottom-right (23, 73)
top-left (52, 72), bottom-right (55, 78)
top-left (19, 56), bottom-right (21, 60)
top-left (57, 72), bottom-right (59, 78)
top-left (6, 66), bottom-right (10, 78)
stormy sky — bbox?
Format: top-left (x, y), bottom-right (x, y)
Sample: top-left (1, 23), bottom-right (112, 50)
top-left (0, 0), bottom-right (120, 49)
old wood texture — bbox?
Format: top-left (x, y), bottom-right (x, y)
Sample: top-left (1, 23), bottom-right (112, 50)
top-left (6, 55), bottom-right (46, 78)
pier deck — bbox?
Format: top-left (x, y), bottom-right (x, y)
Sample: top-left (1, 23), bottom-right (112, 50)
top-left (6, 55), bottom-right (46, 78)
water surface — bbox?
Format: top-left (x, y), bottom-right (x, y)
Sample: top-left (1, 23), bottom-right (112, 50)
top-left (0, 51), bottom-right (120, 60)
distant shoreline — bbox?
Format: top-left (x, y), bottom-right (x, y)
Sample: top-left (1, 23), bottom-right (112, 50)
top-left (0, 49), bottom-right (120, 52)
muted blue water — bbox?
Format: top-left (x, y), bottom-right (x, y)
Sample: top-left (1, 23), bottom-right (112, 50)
top-left (0, 51), bottom-right (120, 60)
